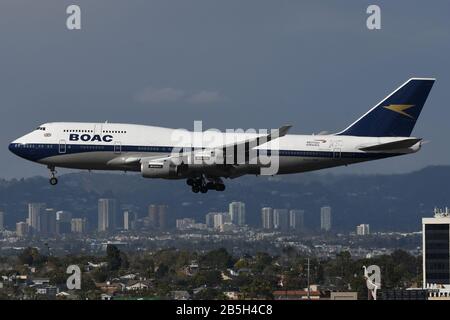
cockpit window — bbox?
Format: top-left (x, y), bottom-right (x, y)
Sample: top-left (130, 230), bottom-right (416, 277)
top-left (35, 127), bottom-right (46, 131)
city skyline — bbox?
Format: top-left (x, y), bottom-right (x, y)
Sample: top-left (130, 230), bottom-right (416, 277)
top-left (0, 195), bottom-right (441, 236)
top-left (3, 198), bottom-right (343, 237)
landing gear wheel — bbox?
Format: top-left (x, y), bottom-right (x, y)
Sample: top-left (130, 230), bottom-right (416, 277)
top-left (200, 186), bottom-right (208, 193)
top-left (186, 178), bottom-right (194, 186)
top-left (192, 185), bottom-right (200, 193)
top-left (48, 165), bottom-right (58, 186)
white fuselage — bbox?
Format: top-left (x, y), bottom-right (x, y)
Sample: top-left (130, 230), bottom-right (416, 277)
top-left (9, 122), bottom-right (420, 179)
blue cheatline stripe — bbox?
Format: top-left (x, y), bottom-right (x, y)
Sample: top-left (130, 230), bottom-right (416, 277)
top-left (9, 143), bottom-right (401, 162)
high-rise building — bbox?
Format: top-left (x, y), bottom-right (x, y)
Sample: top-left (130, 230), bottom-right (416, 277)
top-left (289, 209), bottom-right (305, 231)
top-left (158, 204), bottom-right (168, 230)
top-left (274, 209), bottom-right (289, 232)
top-left (320, 206), bottom-right (332, 231)
top-left (261, 207), bottom-right (274, 229)
top-left (28, 203), bottom-right (46, 233)
top-left (148, 204), bottom-right (159, 228)
top-left (205, 212), bottom-right (216, 228)
top-left (123, 211), bottom-right (137, 230)
top-left (56, 211), bottom-right (72, 235)
top-left (56, 211), bottom-right (72, 222)
top-left (422, 208), bottom-right (450, 288)
top-left (229, 201), bottom-right (246, 226)
top-left (0, 211), bottom-right (4, 231)
top-left (223, 212), bottom-right (232, 224)
top-left (98, 198), bottom-right (117, 232)
top-left (71, 218), bottom-right (87, 234)
top-left (356, 224), bottom-right (370, 236)
top-left (16, 221), bottom-right (29, 237)
top-left (147, 204), bottom-right (169, 230)
top-left (40, 208), bottom-right (56, 237)
top-left (213, 213), bottom-right (228, 229)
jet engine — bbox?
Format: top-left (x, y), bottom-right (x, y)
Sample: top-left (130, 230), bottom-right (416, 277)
top-left (141, 160), bottom-right (180, 179)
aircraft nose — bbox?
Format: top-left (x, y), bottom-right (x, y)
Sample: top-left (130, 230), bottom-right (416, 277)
top-left (8, 142), bottom-right (18, 155)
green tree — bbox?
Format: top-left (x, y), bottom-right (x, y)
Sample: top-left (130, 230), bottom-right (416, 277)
top-left (201, 248), bottom-right (234, 269)
top-left (234, 258), bottom-right (249, 270)
top-left (81, 274), bottom-right (98, 291)
top-left (241, 278), bottom-right (274, 299)
top-left (106, 245), bottom-right (128, 271)
top-left (195, 288), bottom-right (224, 300)
top-left (18, 247), bottom-right (46, 266)
top-left (92, 267), bottom-right (109, 283)
top-left (49, 268), bottom-right (67, 286)
top-left (155, 263), bottom-right (169, 278)
top-left (193, 270), bottom-right (222, 287)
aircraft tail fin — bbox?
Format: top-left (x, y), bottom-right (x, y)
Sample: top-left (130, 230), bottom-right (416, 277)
top-left (337, 78), bottom-right (435, 137)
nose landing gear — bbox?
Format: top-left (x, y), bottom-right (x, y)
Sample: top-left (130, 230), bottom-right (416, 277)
top-left (50, 177), bottom-right (58, 185)
top-left (48, 166), bottom-right (58, 186)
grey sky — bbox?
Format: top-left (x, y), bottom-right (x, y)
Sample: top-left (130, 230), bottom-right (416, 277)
top-left (1, 1), bottom-right (449, 178)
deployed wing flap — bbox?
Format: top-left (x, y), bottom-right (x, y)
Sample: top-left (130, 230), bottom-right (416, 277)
top-left (359, 138), bottom-right (422, 151)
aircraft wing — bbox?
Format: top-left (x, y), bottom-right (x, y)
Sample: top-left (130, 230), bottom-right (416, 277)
top-left (108, 124), bottom-right (292, 168)
top-left (106, 154), bottom-right (167, 168)
top-left (220, 124), bottom-right (292, 150)
top-left (359, 138), bottom-right (422, 151)
top-left (155, 124), bottom-right (292, 163)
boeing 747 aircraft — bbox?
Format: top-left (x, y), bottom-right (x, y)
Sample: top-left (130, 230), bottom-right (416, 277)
top-left (9, 78), bottom-right (435, 193)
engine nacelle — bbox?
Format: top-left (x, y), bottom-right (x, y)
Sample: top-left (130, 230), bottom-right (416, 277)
top-left (141, 160), bottom-right (179, 179)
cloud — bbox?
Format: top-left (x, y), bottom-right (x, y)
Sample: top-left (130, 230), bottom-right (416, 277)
top-left (134, 87), bottom-right (225, 105)
top-left (133, 87), bottom-right (185, 104)
top-left (186, 90), bottom-right (223, 104)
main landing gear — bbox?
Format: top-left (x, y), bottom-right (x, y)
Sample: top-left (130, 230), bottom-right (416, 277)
top-left (48, 166), bottom-right (58, 186)
top-left (186, 176), bottom-right (225, 193)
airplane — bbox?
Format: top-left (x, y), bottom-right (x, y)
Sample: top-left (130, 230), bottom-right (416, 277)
top-left (8, 78), bottom-right (435, 193)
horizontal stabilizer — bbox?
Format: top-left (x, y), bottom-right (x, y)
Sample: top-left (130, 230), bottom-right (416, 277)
top-left (359, 138), bottom-right (422, 151)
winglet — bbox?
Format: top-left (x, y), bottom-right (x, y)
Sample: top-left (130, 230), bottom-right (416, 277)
top-left (278, 124), bottom-right (292, 137)
top-left (267, 125), bottom-right (292, 141)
